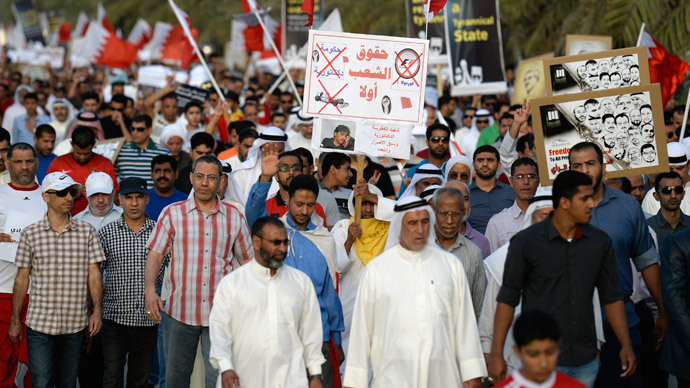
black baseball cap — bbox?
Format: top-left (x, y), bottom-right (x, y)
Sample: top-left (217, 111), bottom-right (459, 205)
top-left (119, 177), bottom-right (148, 195)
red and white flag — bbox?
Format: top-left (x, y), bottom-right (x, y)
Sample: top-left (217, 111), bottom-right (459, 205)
top-left (302, 0), bottom-right (315, 27)
top-left (146, 21), bottom-right (198, 69)
top-left (57, 22), bottom-right (71, 44)
top-left (72, 11), bottom-right (89, 37)
top-left (423, 0), bottom-right (447, 21)
top-left (97, 3), bottom-right (116, 34)
top-left (127, 18), bottom-right (152, 49)
top-left (639, 32), bottom-right (690, 105)
top-left (232, 0), bottom-right (281, 54)
top-left (79, 21), bottom-right (138, 69)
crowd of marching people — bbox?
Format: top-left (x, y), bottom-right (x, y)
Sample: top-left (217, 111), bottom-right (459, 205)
top-left (0, 56), bottom-right (689, 388)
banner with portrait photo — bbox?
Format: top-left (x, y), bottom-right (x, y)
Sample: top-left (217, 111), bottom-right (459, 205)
top-left (406, 0), bottom-right (447, 65)
top-left (312, 117), bottom-right (414, 159)
top-left (445, 0), bottom-right (507, 96)
top-left (544, 46), bottom-right (650, 96)
top-left (304, 30), bottom-right (429, 126)
top-left (532, 84), bottom-right (668, 185)
top-left (565, 35), bottom-right (613, 56)
top-left (511, 53), bottom-right (554, 105)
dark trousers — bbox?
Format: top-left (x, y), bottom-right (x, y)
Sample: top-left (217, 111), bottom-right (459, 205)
top-left (678, 377), bottom-right (690, 388)
top-left (26, 327), bottom-right (84, 388)
top-left (635, 302), bottom-right (668, 388)
top-left (101, 319), bottom-right (158, 388)
top-left (78, 332), bottom-right (104, 388)
top-left (594, 324), bottom-right (642, 388)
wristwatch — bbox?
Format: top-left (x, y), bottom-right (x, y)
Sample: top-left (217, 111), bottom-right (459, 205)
top-left (309, 374), bottom-right (323, 381)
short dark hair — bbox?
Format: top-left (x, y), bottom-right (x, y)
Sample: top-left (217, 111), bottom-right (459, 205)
top-left (125, 96), bottom-right (134, 107)
top-left (438, 95), bottom-right (453, 109)
top-left (7, 142), bottom-right (36, 159)
top-left (72, 126), bottom-right (96, 148)
top-left (151, 154), bottom-right (177, 171)
top-left (606, 177), bottom-right (632, 194)
top-left (321, 152), bottom-right (350, 177)
top-left (568, 142), bottom-right (603, 165)
top-left (293, 147), bottom-right (314, 168)
top-left (251, 216), bottom-right (285, 237)
top-left (237, 128), bottom-right (259, 144)
top-left (0, 127), bottom-right (9, 144)
top-left (510, 157), bottom-right (538, 177)
top-left (228, 120), bottom-right (255, 136)
top-left (192, 155), bottom-right (222, 176)
top-left (111, 93), bottom-right (127, 105)
top-left (35, 124), bottom-right (56, 139)
top-left (288, 174), bottom-right (319, 198)
top-left (278, 151), bottom-right (303, 169)
top-left (270, 112), bottom-right (286, 122)
top-left (641, 143), bottom-right (655, 153)
top-left (190, 132), bottom-right (215, 151)
top-left (498, 112), bottom-right (514, 126)
top-left (552, 170), bottom-right (592, 209)
top-left (133, 114), bottom-right (152, 128)
top-left (602, 113), bottom-right (614, 123)
top-left (513, 310), bottom-right (561, 348)
top-left (82, 91), bottom-right (100, 104)
top-left (23, 92), bottom-right (38, 102)
top-left (162, 93), bottom-right (178, 103)
top-left (473, 144), bottom-right (500, 162)
top-left (184, 100), bottom-right (203, 113)
top-left (426, 123), bottom-right (451, 140)
top-left (516, 133), bottom-right (534, 154)
top-left (655, 171), bottom-right (682, 189)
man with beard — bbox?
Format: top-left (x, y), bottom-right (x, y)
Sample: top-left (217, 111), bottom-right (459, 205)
top-left (245, 150), bottom-right (328, 228)
top-left (209, 217), bottom-right (325, 388)
top-left (617, 96), bottom-right (633, 115)
top-left (641, 144), bottom-right (657, 163)
top-left (485, 158), bottom-right (540, 252)
top-left (74, 172), bottom-right (123, 230)
top-left (146, 155), bottom-right (188, 221)
top-left (630, 109), bottom-right (642, 126)
top-left (399, 123), bottom-right (451, 195)
top-left (467, 145), bottom-right (515, 234)
top-left (573, 106), bottom-right (587, 122)
top-left (603, 114), bottom-right (616, 133)
top-left (642, 142), bottom-right (690, 215)
top-left (568, 142), bottom-right (666, 388)
top-left (432, 186), bottom-right (487, 317)
top-left (647, 171), bottom-right (689, 252)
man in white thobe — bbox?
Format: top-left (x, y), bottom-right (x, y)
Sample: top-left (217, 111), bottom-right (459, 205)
top-left (209, 216), bottom-right (326, 388)
top-left (343, 196), bottom-right (487, 388)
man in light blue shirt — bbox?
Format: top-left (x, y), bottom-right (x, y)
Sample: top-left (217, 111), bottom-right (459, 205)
top-left (74, 171), bottom-right (123, 230)
top-left (12, 93), bottom-right (50, 146)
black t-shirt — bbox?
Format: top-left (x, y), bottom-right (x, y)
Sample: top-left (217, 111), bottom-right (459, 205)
top-left (175, 165), bottom-right (193, 195)
top-left (347, 159), bottom-right (395, 197)
top-left (321, 137), bottom-right (354, 151)
top-left (100, 116), bottom-right (133, 139)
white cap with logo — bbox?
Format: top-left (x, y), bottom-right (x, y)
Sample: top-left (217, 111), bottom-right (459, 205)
top-left (42, 172), bottom-right (82, 193)
top-left (85, 172), bottom-right (114, 197)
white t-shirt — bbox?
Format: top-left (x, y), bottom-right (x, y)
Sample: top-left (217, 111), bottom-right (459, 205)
top-left (0, 183), bottom-right (47, 293)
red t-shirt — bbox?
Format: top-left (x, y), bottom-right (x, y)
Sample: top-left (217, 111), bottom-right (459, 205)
top-left (496, 370), bottom-right (585, 388)
top-left (266, 194), bottom-right (327, 227)
top-left (46, 153), bottom-right (120, 215)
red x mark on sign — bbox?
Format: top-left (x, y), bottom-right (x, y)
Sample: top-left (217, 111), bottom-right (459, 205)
top-left (316, 45), bottom-right (346, 79)
top-left (392, 51), bottom-right (422, 87)
top-left (317, 80), bottom-right (349, 114)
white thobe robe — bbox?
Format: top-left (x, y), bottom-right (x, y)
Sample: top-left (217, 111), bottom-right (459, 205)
top-left (209, 259), bottom-right (326, 388)
top-left (343, 244), bottom-right (487, 388)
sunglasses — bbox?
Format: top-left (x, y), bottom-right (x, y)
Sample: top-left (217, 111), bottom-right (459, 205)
top-left (47, 187), bottom-right (79, 197)
top-left (658, 186), bottom-right (684, 195)
top-left (476, 119), bottom-right (489, 124)
top-left (258, 236), bottom-right (290, 246)
top-left (279, 165), bottom-right (301, 172)
top-left (131, 126), bottom-right (148, 132)
top-left (430, 136), bottom-right (450, 144)
top-left (448, 171), bottom-right (470, 181)
top-left (465, 115), bottom-right (474, 119)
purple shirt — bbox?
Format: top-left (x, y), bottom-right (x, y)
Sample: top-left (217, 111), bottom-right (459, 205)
top-left (464, 222), bottom-right (491, 258)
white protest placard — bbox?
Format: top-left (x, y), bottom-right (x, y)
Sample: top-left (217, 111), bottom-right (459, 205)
top-left (0, 210), bottom-right (38, 263)
top-left (304, 30), bottom-right (429, 124)
top-left (8, 46), bottom-right (65, 69)
top-left (313, 118), bottom-right (413, 159)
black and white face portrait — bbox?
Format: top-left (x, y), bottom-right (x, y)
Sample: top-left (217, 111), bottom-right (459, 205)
top-left (573, 106), bottom-right (587, 122)
top-left (640, 106), bottom-right (653, 124)
top-left (628, 147), bottom-right (642, 165)
top-left (312, 50), bottom-right (319, 63)
top-left (629, 109), bottom-right (641, 126)
top-left (549, 52), bottom-right (645, 96)
top-left (601, 99), bottom-right (615, 115)
top-left (641, 144), bottom-right (656, 163)
top-left (641, 124), bottom-right (655, 143)
top-left (381, 95), bottom-right (391, 115)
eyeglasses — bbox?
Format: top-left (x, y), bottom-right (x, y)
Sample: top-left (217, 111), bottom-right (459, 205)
top-left (476, 119), bottom-right (489, 124)
top-left (258, 236), bottom-right (290, 246)
top-left (193, 173), bottom-right (219, 183)
top-left (113, 107), bottom-right (124, 112)
top-left (658, 186), bottom-right (684, 195)
top-left (512, 174), bottom-right (539, 181)
top-left (279, 165), bottom-right (301, 172)
top-left (47, 187), bottom-right (79, 197)
top-left (430, 136), bottom-right (450, 144)
top-left (131, 126), bottom-right (148, 132)
top-left (448, 172), bottom-right (470, 181)
top-left (437, 211), bottom-right (462, 220)
top-left (464, 115), bottom-right (474, 119)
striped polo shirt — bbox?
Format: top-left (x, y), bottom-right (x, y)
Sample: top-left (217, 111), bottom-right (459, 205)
top-left (115, 140), bottom-right (170, 189)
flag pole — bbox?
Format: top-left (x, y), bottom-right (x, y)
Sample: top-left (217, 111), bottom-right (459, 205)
top-left (252, 10), bottom-right (303, 107)
top-left (635, 22), bottom-right (646, 46)
top-left (167, 0), bottom-right (225, 103)
top-left (680, 94), bottom-right (690, 141)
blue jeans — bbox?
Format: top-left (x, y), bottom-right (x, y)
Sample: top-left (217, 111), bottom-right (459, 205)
top-left (26, 327), bottom-right (85, 388)
top-left (162, 313), bottom-right (217, 388)
top-left (594, 324), bottom-right (642, 388)
top-left (558, 357), bottom-right (599, 388)
top-left (148, 285), bottom-right (166, 388)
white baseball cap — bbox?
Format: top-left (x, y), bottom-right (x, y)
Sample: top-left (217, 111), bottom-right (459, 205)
top-left (42, 172), bottom-right (82, 193)
top-left (85, 172), bottom-right (114, 197)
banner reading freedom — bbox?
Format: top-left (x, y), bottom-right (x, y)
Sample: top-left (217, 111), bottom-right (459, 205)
top-left (445, 0), bottom-right (507, 96)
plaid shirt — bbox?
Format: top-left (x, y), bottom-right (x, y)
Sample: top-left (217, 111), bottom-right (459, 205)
top-left (99, 216), bottom-right (157, 327)
top-left (15, 215), bottom-right (106, 335)
top-left (147, 197), bottom-right (253, 326)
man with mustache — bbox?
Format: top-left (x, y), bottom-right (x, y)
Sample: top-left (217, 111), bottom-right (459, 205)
top-left (146, 155), bottom-right (188, 221)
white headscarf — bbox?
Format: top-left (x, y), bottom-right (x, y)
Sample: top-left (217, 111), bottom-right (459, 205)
top-left (399, 164), bottom-right (444, 200)
top-left (159, 123), bottom-right (187, 150)
top-left (47, 98), bottom-right (76, 122)
top-left (384, 196), bottom-right (439, 250)
top-left (420, 184), bottom-right (441, 203)
top-left (347, 184), bottom-right (383, 217)
top-left (444, 154), bottom-right (474, 184)
top-left (459, 108), bottom-right (493, 157)
top-left (233, 126), bottom-right (289, 172)
top-left (471, 108), bottom-right (494, 133)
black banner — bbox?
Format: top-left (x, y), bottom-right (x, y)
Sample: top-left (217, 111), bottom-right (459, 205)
top-left (282, 0), bottom-right (324, 60)
top-left (445, 0), bottom-right (506, 96)
top-left (406, 0), bottom-right (447, 64)
top-left (175, 85), bottom-right (209, 110)
top-left (13, 0), bottom-right (45, 45)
